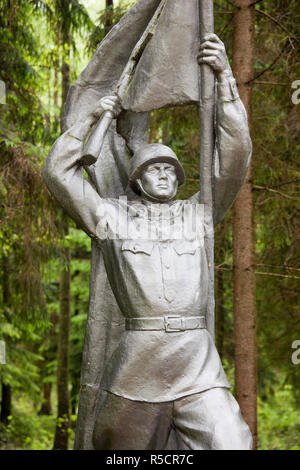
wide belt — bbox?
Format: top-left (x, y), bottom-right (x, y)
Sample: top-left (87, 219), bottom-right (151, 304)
top-left (125, 315), bottom-right (206, 333)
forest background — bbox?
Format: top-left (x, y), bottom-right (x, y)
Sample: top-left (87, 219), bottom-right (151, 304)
top-left (0, 0), bottom-right (299, 451)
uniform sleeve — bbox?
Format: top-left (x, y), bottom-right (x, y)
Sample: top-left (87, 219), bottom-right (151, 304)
top-left (42, 118), bottom-right (105, 240)
top-left (213, 76), bottom-right (252, 225)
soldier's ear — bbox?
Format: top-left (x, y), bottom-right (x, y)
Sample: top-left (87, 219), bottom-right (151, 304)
top-left (174, 180), bottom-right (179, 194)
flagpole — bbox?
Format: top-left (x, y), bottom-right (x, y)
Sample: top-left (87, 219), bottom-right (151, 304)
top-left (199, 0), bottom-right (215, 206)
top-left (198, 0), bottom-right (215, 339)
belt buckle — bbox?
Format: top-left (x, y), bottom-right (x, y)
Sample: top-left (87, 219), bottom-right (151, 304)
top-left (164, 315), bottom-right (184, 332)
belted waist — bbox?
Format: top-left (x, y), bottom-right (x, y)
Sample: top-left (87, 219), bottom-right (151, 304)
top-left (125, 315), bottom-right (206, 332)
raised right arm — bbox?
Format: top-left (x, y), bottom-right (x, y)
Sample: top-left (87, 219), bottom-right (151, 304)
top-left (42, 96), bottom-right (119, 239)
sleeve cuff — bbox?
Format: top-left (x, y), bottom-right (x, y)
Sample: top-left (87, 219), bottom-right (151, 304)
top-left (217, 77), bottom-right (239, 102)
top-left (67, 119), bottom-right (94, 141)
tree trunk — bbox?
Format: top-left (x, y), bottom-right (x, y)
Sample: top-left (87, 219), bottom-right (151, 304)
top-left (70, 290), bottom-right (80, 416)
top-left (39, 311), bottom-right (57, 416)
top-left (54, 64), bottom-right (59, 108)
top-left (232, 0), bottom-right (257, 449)
top-left (215, 269), bottom-right (225, 360)
top-left (53, 226), bottom-right (71, 449)
top-left (61, 62), bottom-right (70, 111)
top-left (53, 29), bottom-right (71, 450)
top-left (105, 0), bottom-right (113, 32)
top-left (40, 383), bottom-right (52, 416)
top-left (0, 383), bottom-right (11, 424)
top-left (1, 257), bottom-right (12, 425)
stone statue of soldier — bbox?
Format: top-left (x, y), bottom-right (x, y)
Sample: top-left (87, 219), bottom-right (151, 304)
top-left (43, 33), bottom-right (253, 450)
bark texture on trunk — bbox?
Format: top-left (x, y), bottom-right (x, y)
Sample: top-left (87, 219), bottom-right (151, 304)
top-left (105, 0), bottom-right (114, 32)
top-left (232, 0), bottom-right (257, 449)
top-left (61, 61), bottom-right (70, 110)
top-left (215, 269), bottom-right (225, 360)
top-left (53, 232), bottom-right (71, 449)
top-left (0, 383), bottom-right (11, 424)
top-left (39, 383), bottom-right (52, 416)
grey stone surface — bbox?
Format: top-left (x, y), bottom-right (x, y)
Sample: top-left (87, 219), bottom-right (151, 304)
top-left (123, 0), bottom-right (200, 111)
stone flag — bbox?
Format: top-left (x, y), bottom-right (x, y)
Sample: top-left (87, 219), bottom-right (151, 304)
top-left (62, 0), bottom-right (200, 131)
top-left (123, 0), bottom-right (200, 111)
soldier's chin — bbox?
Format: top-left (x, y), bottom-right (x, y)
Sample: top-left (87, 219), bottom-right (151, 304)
top-left (152, 188), bottom-right (173, 200)
top-left (137, 180), bottom-right (176, 202)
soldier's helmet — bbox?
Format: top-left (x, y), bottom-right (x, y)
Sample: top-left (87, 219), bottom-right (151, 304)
top-left (129, 143), bottom-right (185, 194)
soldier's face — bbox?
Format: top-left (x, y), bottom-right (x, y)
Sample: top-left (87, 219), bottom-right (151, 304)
top-left (141, 162), bottom-right (178, 201)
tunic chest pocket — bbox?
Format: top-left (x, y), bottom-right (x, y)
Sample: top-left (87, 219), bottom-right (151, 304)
top-left (121, 240), bottom-right (154, 256)
top-left (173, 239), bottom-right (200, 256)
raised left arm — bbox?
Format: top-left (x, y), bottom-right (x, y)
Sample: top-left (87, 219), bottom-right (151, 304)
top-left (195, 34), bottom-right (252, 225)
top-left (213, 70), bottom-right (252, 225)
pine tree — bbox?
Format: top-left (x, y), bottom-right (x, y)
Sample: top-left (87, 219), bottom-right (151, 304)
top-left (232, 0), bottom-right (257, 449)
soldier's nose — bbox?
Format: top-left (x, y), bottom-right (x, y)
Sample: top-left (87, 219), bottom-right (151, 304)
top-left (158, 169), bottom-right (168, 179)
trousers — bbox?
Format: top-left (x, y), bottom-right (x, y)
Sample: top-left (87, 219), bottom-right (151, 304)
top-left (92, 387), bottom-right (253, 450)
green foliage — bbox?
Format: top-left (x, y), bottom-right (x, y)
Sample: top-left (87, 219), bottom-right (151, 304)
top-left (50, 0), bottom-right (93, 45)
top-left (86, 0), bottom-right (134, 54)
top-left (0, 393), bottom-right (56, 449)
top-left (0, 0), bottom-right (92, 449)
top-left (0, 0), bottom-right (51, 143)
top-left (0, 415), bottom-right (55, 450)
top-left (0, 143), bottom-right (59, 319)
top-left (258, 385), bottom-right (300, 450)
